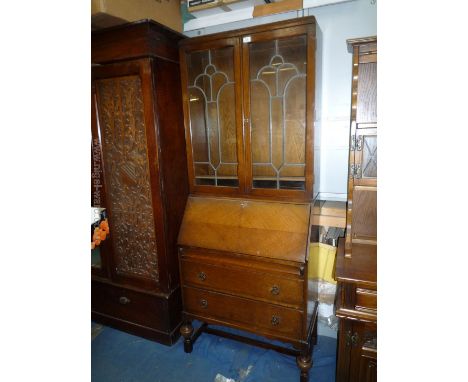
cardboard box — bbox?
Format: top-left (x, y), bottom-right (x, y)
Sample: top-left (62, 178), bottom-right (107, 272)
top-left (91, 0), bottom-right (183, 32)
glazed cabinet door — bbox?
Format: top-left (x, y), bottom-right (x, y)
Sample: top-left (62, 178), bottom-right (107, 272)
top-left (350, 128), bottom-right (376, 243)
top-left (346, 38), bottom-right (377, 250)
top-left (92, 59), bottom-right (166, 291)
top-left (353, 128), bottom-right (377, 187)
top-left (242, 24), bottom-right (315, 200)
top-left (180, 39), bottom-right (245, 195)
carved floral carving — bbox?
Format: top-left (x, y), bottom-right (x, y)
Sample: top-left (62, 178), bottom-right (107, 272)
top-left (96, 75), bottom-right (159, 281)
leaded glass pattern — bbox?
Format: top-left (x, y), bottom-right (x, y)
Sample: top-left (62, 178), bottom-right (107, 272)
top-left (361, 135), bottom-right (377, 178)
top-left (249, 36), bottom-right (307, 190)
top-left (186, 47), bottom-right (239, 187)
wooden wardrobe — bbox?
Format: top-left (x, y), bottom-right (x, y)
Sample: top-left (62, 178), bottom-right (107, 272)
top-left (336, 36), bottom-right (377, 382)
top-left (91, 20), bottom-right (188, 345)
top-left (177, 17), bottom-right (319, 382)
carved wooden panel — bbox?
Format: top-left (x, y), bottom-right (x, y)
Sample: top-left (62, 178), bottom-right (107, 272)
top-left (95, 75), bottom-right (159, 281)
top-left (356, 62), bottom-right (377, 124)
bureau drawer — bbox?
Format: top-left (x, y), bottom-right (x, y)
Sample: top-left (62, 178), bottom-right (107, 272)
top-left (355, 287), bottom-right (377, 312)
top-left (180, 258), bottom-right (304, 308)
top-left (183, 286), bottom-right (303, 340)
top-left (91, 281), bottom-right (167, 330)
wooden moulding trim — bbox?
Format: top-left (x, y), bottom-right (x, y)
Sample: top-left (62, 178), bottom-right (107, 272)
top-left (91, 276), bottom-right (179, 298)
top-left (335, 308), bottom-right (377, 323)
top-left (336, 277), bottom-right (377, 288)
top-left (92, 18), bottom-right (185, 39)
top-left (179, 16), bottom-right (316, 46)
top-left (92, 311), bottom-right (182, 344)
top-left (180, 246), bottom-right (305, 273)
top-left (346, 36), bottom-right (377, 46)
top-left (183, 312), bottom-right (304, 346)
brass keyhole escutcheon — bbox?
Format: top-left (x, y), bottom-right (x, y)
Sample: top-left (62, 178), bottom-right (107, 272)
top-left (198, 272), bottom-right (207, 281)
top-left (271, 315), bottom-right (280, 326)
top-left (270, 285), bottom-right (280, 295)
top-left (200, 299), bottom-right (208, 308)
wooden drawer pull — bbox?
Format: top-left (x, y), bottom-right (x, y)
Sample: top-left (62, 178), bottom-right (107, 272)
top-left (270, 285), bottom-right (280, 295)
top-left (271, 315), bottom-right (281, 326)
top-left (200, 299), bottom-right (208, 309)
top-left (198, 272), bottom-right (207, 281)
top-left (119, 296), bottom-right (131, 305)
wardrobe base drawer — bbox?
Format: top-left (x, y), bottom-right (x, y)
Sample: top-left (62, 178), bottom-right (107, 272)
top-left (92, 280), bottom-right (181, 333)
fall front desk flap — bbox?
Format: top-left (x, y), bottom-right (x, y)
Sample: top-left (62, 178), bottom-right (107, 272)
top-left (178, 196), bottom-right (311, 263)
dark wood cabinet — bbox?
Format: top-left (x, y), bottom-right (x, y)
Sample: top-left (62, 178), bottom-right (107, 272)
top-left (91, 21), bottom-right (188, 345)
top-left (177, 17), bottom-right (319, 382)
top-left (336, 36), bottom-right (377, 381)
top-left (337, 320), bottom-right (377, 382)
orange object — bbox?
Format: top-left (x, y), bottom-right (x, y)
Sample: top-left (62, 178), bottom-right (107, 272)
top-left (100, 219), bottom-right (110, 234)
top-left (99, 230), bottom-right (107, 240)
top-left (94, 238), bottom-right (101, 246)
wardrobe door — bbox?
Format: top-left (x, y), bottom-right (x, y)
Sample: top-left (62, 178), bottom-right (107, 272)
top-left (180, 38), bottom-right (245, 195)
top-left (92, 59), bottom-right (166, 291)
top-left (242, 24), bottom-right (315, 201)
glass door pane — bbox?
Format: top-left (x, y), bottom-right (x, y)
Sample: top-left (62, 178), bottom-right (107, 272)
top-left (354, 128), bottom-right (377, 185)
top-left (248, 35), bottom-right (307, 190)
top-left (361, 135), bottom-right (377, 178)
top-left (186, 47), bottom-right (239, 187)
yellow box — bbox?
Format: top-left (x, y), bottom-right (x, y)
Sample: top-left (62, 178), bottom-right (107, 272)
top-left (308, 242), bottom-right (336, 284)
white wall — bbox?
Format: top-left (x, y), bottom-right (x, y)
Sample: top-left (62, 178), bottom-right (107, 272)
top-left (310, 0), bottom-right (376, 199)
top-left (184, 0), bottom-right (377, 200)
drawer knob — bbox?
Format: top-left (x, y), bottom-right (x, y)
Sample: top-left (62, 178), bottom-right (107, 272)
top-left (271, 315), bottom-right (281, 326)
top-left (198, 272), bottom-right (207, 281)
top-left (200, 299), bottom-right (208, 309)
top-left (270, 285), bottom-right (280, 295)
top-left (119, 296), bottom-right (131, 305)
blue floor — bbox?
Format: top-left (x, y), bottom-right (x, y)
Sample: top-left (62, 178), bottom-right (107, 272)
top-left (92, 321), bottom-right (336, 382)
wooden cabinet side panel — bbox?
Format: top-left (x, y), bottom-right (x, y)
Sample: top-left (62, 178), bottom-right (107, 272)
top-left (336, 319), bottom-right (352, 382)
top-left (349, 321), bottom-right (377, 382)
top-left (152, 57), bottom-right (189, 292)
top-left (352, 188), bottom-right (377, 241)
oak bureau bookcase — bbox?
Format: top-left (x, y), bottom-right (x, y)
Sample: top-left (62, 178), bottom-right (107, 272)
top-left (177, 17), bottom-right (319, 382)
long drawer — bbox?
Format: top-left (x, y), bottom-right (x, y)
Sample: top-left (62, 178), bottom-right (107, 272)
top-left (92, 281), bottom-right (168, 330)
top-left (180, 252), bottom-right (304, 308)
top-left (182, 286), bottom-right (303, 340)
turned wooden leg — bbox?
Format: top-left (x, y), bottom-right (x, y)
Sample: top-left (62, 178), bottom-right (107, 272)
top-left (180, 321), bottom-right (194, 353)
top-left (296, 353), bottom-right (312, 382)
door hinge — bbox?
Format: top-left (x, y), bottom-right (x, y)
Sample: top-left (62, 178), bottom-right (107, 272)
top-left (346, 330), bottom-right (360, 347)
top-left (350, 135), bottom-right (363, 151)
top-left (350, 163), bottom-right (361, 179)
top-left (356, 136), bottom-right (363, 151)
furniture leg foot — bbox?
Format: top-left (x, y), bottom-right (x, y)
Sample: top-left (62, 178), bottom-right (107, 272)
top-left (296, 353), bottom-right (312, 382)
top-left (180, 321), bottom-right (194, 353)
